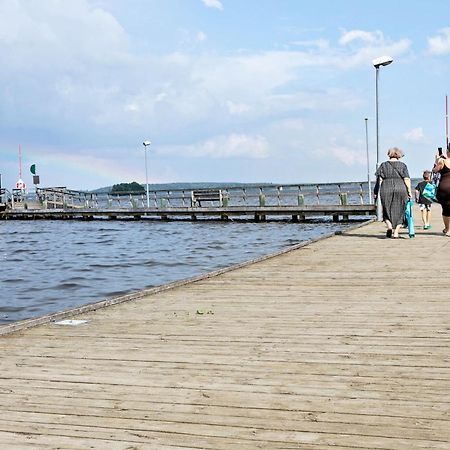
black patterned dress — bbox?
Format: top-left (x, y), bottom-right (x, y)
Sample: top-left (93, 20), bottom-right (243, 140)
top-left (375, 161), bottom-right (409, 227)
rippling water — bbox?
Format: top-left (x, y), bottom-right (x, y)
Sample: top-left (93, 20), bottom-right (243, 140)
top-left (0, 219), bottom-right (355, 324)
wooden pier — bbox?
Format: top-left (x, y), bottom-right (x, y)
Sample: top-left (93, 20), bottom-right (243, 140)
top-left (0, 182), bottom-right (375, 222)
top-left (0, 204), bottom-right (375, 222)
top-left (1, 210), bottom-right (449, 449)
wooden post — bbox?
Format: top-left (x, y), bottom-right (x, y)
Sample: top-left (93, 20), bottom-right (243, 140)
top-left (258, 188), bottom-right (266, 221)
top-left (297, 187), bottom-right (305, 221)
top-left (339, 192), bottom-right (349, 221)
top-left (222, 195), bottom-right (229, 207)
top-left (220, 190), bottom-right (228, 220)
top-left (259, 189), bottom-right (266, 206)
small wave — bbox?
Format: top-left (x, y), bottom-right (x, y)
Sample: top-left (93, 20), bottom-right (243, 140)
top-left (0, 306), bottom-right (25, 313)
top-left (54, 282), bottom-right (83, 290)
top-left (89, 263), bottom-right (129, 269)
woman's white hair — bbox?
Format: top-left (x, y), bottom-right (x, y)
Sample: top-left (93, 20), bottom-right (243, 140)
top-left (387, 147), bottom-right (404, 159)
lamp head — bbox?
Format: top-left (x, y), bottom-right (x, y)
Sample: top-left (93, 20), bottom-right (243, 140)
top-left (143, 140), bottom-right (151, 147)
top-left (372, 56), bottom-right (393, 68)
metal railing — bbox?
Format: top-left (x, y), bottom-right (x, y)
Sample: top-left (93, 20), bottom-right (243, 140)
top-left (26, 182), bottom-right (372, 210)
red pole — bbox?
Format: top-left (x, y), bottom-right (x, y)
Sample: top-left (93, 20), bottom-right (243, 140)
top-left (446, 95), bottom-right (449, 149)
top-left (19, 144), bottom-right (22, 178)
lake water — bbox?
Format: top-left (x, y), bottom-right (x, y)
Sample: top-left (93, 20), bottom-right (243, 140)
top-left (0, 219), bottom-right (357, 324)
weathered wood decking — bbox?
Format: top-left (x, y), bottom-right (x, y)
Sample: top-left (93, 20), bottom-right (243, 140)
top-left (1, 211), bottom-right (450, 449)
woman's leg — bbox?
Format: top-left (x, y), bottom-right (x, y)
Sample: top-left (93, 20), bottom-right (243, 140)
top-left (443, 215), bottom-right (450, 234)
top-left (385, 219), bottom-right (393, 230)
top-left (426, 209), bottom-right (431, 227)
top-left (393, 224), bottom-right (402, 238)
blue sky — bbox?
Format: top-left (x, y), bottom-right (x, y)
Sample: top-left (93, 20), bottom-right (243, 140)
top-left (1, 0), bottom-right (450, 190)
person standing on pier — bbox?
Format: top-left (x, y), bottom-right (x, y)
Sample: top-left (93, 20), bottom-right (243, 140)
top-left (433, 143), bottom-right (450, 236)
top-left (374, 147), bottom-right (412, 238)
top-left (415, 170), bottom-right (433, 230)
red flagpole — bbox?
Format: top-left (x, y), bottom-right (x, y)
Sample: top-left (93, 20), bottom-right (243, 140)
top-left (19, 144), bottom-right (22, 179)
top-left (446, 94), bottom-right (449, 149)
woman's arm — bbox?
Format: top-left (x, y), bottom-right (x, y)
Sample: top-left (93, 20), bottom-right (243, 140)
top-left (415, 188), bottom-right (420, 202)
top-left (433, 154), bottom-right (446, 172)
top-left (404, 177), bottom-right (412, 198)
top-left (374, 177), bottom-right (383, 201)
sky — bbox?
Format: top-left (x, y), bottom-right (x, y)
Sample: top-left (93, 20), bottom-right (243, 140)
top-left (1, 0), bottom-right (450, 191)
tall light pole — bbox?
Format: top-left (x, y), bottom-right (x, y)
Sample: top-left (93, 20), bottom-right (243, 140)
top-left (364, 118), bottom-right (372, 204)
top-left (143, 140), bottom-right (151, 208)
top-left (373, 55), bottom-right (393, 221)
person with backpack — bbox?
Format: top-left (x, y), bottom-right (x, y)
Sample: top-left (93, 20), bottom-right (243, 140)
top-left (415, 170), bottom-right (433, 230)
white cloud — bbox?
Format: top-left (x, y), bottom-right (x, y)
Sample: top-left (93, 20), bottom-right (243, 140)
top-left (403, 127), bottom-right (426, 143)
top-left (339, 30), bottom-right (384, 45)
top-left (124, 103), bottom-right (140, 113)
top-left (315, 134), bottom-right (367, 167)
top-left (164, 134), bottom-right (270, 159)
top-left (329, 146), bottom-right (367, 166)
top-left (201, 0), bottom-right (223, 11)
top-left (0, 0), bottom-right (129, 68)
top-left (197, 31), bottom-right (207, 42)
top-left (226, 100), bottom-right (251, 115)
top-left (428, 28), bottom-right (450, 55)
top-left (290, 39), bottom-right (330, 50)
top-left (336, 29), bottom-right (411, 68)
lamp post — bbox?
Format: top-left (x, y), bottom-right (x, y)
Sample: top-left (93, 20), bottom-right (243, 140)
top-left (373, 55), bottom-right (393, 221)
top-left (143, 140), bottom-right (151, 208)
top-left (364, 118), bottom-right (372, 204)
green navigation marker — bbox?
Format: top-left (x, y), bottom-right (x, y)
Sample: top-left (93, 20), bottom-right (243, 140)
top-left (30, 164), bottom-right (36, 175)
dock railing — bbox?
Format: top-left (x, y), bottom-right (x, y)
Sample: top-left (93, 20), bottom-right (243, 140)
top-left (34, 182), bottom-right (371, 210)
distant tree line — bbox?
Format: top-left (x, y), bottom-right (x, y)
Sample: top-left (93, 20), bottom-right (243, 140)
top-left (111, 182), bottom-right (145, 193)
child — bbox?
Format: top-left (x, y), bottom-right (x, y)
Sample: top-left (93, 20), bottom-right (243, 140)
top-left (415, 170), bottom-right (433, 229)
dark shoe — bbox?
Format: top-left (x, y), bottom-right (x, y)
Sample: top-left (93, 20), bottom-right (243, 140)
top-left (386, 229), bottom-right (393, 238)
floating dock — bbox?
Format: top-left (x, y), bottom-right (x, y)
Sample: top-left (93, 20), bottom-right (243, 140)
top-left (1, 212), bottom-right (449, 448)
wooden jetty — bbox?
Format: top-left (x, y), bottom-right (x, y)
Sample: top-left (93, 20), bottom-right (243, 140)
top-left (0, 182), bottom-right (375, 222)
top-left (0, 204), bottom-right (374, 222)
top-left (1, 210), bottom-right (450, 449)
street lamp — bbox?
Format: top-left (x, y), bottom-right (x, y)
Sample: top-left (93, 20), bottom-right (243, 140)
top-left (373, 55), bottom-right (393, 221)
top-left (143, 140), bottom-right (151, 208)
top-left (364, 118), bottom-right (372, 204)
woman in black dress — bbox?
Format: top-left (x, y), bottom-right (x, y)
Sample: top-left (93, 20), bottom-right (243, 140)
top-left (375, 147), bottom-right (412, 238)
top-left (433, 144), bottom-right (450, 236)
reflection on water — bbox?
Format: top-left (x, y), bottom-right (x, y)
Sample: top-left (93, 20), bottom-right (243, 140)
top-left (0, 219), bottom-right (354, 324)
